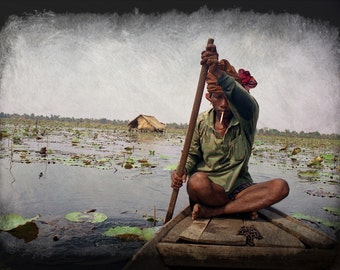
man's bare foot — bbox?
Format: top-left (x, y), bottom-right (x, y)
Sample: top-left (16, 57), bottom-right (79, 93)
top-left (251, 211), bottom-right (258, 220)
top-left (192, 204), bottom-right (258, 220)
top-left (192, 203), bottom-right (209, 220)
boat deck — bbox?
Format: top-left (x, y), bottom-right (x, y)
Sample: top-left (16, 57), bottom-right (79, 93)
top-left (124, 206), bottom-right (339, 270)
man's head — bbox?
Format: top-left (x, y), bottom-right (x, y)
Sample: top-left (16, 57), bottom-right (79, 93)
top-left (206, 91), bottom-right (230, 116)
top-left (206, 59), bottom-right (241, 93)
top-left (205, 59), bottom-right (257, 94)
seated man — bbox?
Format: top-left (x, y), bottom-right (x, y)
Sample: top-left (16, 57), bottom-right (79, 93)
top-left (171, 43), bottom-right (289, 220)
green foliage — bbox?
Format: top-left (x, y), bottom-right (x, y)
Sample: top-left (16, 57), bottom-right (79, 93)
top-left (163, 164), bottom-right (177, 171)
top-left (64, 212), bottom-right (107, 223)
top-left (103, 226), bottom-right (158, 241)
top-left (0, 213), bottom-right (40, 231)
top-left (323, 207), bottom-right (340, 216)
top-left (292, 212), bottom-right (340, 230)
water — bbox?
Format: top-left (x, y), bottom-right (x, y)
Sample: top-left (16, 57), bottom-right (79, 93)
top-left (0, 130), bottom-right (190, 269)
top-left (0, 125), bottom-right (339, 268)
top-left (0, 8), bottom-right (339, 134)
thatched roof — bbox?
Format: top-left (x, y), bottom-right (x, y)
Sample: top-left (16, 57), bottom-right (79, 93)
top-left (127, 114), bottom-right (166, 132)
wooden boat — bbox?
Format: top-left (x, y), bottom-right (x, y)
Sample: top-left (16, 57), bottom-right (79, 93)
top-left (124, 206), bottom-right (339, 270)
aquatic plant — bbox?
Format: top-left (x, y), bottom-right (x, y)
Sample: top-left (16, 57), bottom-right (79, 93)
top-left (323, 206), bottom-right (340, 216)
top-left (292, 212), bottom-right (340, 230)
top-left (103, 226), bottom-right (158, 241)
top-left (0, 213), bottom-right (40, 231)
top-left (65, 211), bottom-right (107, 223)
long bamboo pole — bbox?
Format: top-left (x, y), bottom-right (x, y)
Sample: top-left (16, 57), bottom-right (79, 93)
top-left (164, 38), bottom-right (214, 224)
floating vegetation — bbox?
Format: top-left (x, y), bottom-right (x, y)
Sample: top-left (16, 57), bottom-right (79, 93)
top-left (307, 156), bottom-right (324, 168)
top-left (323, 207), bottom-right (340, 216)
top-left (103, 226), bottom-right (158, 241)
top-left (306, 189), bottom-right (338, 198)
top-left (291, 212), bottom-right (340, 230)
top-left (298, 170), bottom-right (320, 180)
top-left (65, 211), bottom-right (107, 223)
top-left (164, 164), bottom-right (177, 171)
top-left (142, 206), bottom-right (162, 226)
top-left (320, 153), bottom-right (335, 163)
top-left (0, 213), bottom-right (40, 231)
top-left (290, 147), bottom-right (301, 155)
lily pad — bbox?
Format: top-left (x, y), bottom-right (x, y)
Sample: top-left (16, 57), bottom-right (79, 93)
top-left (163, 164), bottom-right (177, 171)
top-left (323, 207), bottom-right (340, 216)
top-left (291, 212), bottom-right (340, 230)
top-left (320, 153), bottom-right (335, 163)
top-left (103, 226), bottom-right (158, 241)
top-left (142, 227), bottom-right (158, 241)
top-left (291, 147), bottom-right (301, 155)
top-left (0, 213), bottom-right (40, 231)
top-left (306, 189), bottom-right (337, 198)
top-left (65, 211), bottom-right (107, 223)
top-left (291, 212), bottom-right (323, 223)
top-left (298, 170), bottom-right (320, 180)
top-left (307, 156), bottom-right (323, 167)
top-left (104, 226), bottom-right (142, 236)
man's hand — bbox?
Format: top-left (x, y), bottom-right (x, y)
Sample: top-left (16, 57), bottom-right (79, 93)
top-left (201, 44), bottom-right (223, 80)
top-left (171, 170), bottom-right (187, 190)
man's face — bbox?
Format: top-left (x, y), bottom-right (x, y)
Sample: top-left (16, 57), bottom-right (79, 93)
top-left (209, 92), bottom-right (230, 114)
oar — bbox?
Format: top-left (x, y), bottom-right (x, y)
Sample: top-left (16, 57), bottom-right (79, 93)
top-left (164, 38), bottom-right (214, 224)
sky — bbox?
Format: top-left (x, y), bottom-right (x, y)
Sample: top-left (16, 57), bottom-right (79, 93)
top-left (0, 0), bottom-right (339, 134)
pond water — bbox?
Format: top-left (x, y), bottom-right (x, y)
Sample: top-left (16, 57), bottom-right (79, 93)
top-left (0, 126), bottom-right (339, 269)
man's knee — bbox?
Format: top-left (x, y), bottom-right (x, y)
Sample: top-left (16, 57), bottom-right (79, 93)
top-left (187, 172), bottom-right (209, 191)
top-left (271, 178), bottom-right (290, 199)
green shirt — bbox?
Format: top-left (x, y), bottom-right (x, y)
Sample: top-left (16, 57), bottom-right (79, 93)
top-left (185, 72), bottom-right (259, 194)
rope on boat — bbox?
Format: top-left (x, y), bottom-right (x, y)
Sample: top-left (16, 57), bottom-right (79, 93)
top-left (237, 225), bottom-right (263, 246)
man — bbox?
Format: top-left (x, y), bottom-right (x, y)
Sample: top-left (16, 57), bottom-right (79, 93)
top-left (171, 43), bottom-right (289, 220)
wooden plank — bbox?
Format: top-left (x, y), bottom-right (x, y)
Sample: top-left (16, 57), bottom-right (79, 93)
top-left (157, 242), bottom-right (338, 270)
top-left (199, 218), bottom-right (246, 245)
top-left (259, 207), bottom-right (336, 249)
top-left (161, 216), bottom-right (193, 243)
top-left (179, 218), bottom-right (210, 242)
top-left (178, 217), bottom-right (304, 247)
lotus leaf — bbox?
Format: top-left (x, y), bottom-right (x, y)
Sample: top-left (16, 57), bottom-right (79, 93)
top-left (0, 213), bottom-right (40, 231)
top-left (124, 163), bottom-right (133, 169)
top-left (164, 164), bottom-right (177, 171)
top-left (320, 153), bottom-right (335, 163)
top-left (103, 226), bottom-right (157, 241)
top-left (291, 147), bottom-right (301, 155)
top-left (292, 212), bottom-right (340, 230)
top-left (254, 140), bottom-right (264, 146)
top-left (306, 189), bottom-right (336, 198)
top-left (323, 207), bottom-right (340, 216)
top-left (297, 170), bottom-right (319, 179)
top-left (142, 227), bottom-right (158, 241)
top-left (103, 226), bottom-right (142, 241)
top-left (65, 212), bottom-right (107, 223)
top-left (307, 156), bottom-right (323, 167)
top-left (291, 212), bottom-right (323, 223)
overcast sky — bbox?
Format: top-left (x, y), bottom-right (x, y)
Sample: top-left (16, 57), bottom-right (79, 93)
top-left (0, 1), bottom-right (339, 134)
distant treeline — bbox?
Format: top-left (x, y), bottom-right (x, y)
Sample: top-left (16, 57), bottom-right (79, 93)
top-left (256, 128), bottom-right (340, 140)
top-left (1, 112), bottom-right (339, 140)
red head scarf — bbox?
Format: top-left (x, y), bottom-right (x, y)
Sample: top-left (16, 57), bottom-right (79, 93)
top-left (206, 59), bottom-right (257, 93)
top-left (238, 69), bottom-right (257, 92)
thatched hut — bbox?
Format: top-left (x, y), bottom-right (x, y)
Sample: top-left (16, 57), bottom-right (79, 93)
top-left (127, 115), bottom-right (166, 132)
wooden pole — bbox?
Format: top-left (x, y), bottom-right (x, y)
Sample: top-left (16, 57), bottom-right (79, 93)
top-left (164, 38), bottom-right (214, 224)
